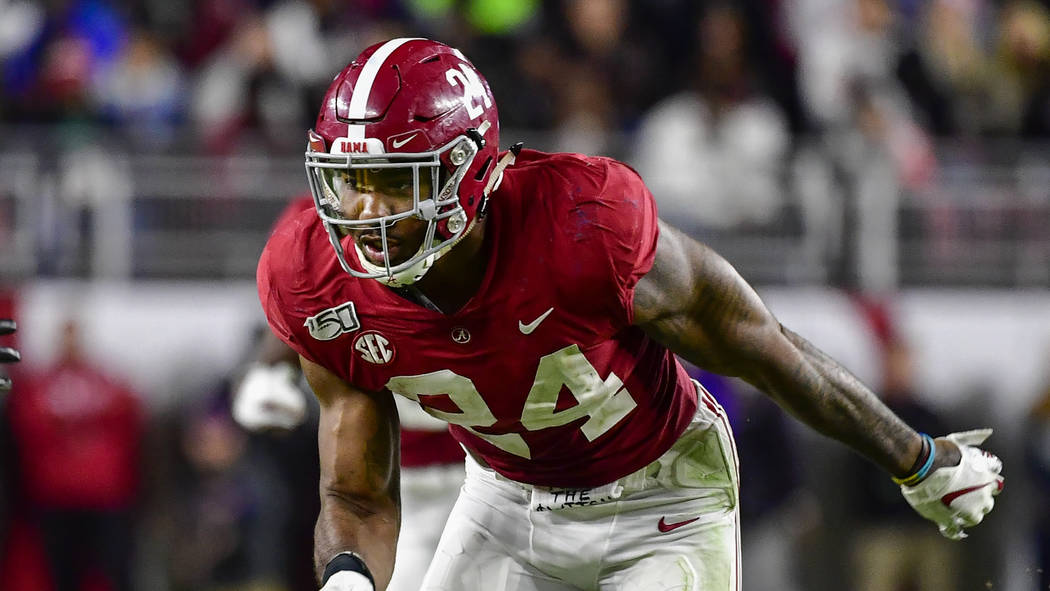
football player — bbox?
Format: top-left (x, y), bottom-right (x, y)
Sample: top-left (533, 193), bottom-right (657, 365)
top-left (258, 38), bottom-right (1004, 591)
top-left (0, 319), bottom-right (18, 391)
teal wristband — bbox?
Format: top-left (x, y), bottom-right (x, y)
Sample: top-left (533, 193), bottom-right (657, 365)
top-left (893, 433), bottom-right (936, 486)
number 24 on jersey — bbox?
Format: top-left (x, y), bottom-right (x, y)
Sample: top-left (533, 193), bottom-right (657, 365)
top-left (386, 345), bottom-right (637, 459)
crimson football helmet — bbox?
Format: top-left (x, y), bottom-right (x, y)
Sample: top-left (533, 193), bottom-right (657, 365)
top-left (305, 38), bottom-right (500, 286)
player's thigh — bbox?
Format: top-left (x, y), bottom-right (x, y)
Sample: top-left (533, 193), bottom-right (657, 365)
top-left (419, 483), bottom-right (576, 591)
top-left (601, 499), bottom-right (740, 591)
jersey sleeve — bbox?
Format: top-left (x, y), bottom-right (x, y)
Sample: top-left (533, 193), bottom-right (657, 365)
top-left (555, 158), bottom-right (659, 333)
top-left (256, 211), bottom-right (321, 366)
top-left (597, 161), bottom-right (660, 320)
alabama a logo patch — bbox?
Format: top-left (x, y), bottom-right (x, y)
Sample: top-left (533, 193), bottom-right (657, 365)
top-left (305, 302), bottom-right (360, 341)
top-left (354, 331), bottom-right (395, 365)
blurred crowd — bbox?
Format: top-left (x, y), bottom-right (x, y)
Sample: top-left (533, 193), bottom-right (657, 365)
top-left (3, 0), bottom-right (1050, 289)
top-left (2, 1), bottom-right (1050, 590)
top-left (2, 0), bottom-right (1049, 147)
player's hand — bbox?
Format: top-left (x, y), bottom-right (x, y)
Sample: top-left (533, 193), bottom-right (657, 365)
top-left (319, 571), bottom-right (375, 591)
top-left (0, 319), bottom-right (19, 391)
top-left (900, 429), bottom-right (1004, 540)
top-left (232, 361), bottom-right (307, 431)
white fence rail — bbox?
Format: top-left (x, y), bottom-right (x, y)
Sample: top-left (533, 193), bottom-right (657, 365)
top-left (1, 129), bottom-right (1048, 287)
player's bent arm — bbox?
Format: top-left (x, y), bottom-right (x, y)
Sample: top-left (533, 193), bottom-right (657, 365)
top-left (300, 355), bottom-right (400, 590)
top-left (632, 221), bottom-right (954, 477)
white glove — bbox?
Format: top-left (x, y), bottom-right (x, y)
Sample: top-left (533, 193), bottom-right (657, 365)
top-left (901, 428), bottom-right (1004, 540)
top-left (232, 362), bottom-right (307, 431)
top-left (319, 570), bottom-right (374, 591)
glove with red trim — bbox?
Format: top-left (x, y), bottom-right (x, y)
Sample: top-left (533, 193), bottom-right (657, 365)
top-left (900, 429), bottom-right (1004, 540)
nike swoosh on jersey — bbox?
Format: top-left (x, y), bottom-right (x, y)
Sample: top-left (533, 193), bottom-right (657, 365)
top-left (657, 516), bottom-right (700, 533)
top-left (391, 133), bottom-right (418, 149)
top-left (518, 307), bottom-right (554, 335)
top-left (940, 481), bottom-right (999, 507)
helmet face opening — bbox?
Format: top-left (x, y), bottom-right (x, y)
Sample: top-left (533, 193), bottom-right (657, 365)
top-left (305, 134), bottom-right (476, 284)
top-left (314, 156), bottom-right (447, 232)
top-left (306, 37), bottom-right (500, 286)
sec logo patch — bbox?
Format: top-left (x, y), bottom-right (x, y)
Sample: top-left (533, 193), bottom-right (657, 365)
top-left (353, 331), bottom-right (395, 365)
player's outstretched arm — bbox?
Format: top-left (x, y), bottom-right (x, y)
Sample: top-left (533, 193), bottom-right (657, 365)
top-left (300, 355), bottom-right (400, 591)
top-left (0, 319), bottom-right (19, 391)
top-left (633, 221), bottom-right (1002, 538)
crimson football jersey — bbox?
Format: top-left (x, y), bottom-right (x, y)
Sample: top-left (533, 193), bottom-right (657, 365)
top-left (259, 150), bottom-right (697, 487)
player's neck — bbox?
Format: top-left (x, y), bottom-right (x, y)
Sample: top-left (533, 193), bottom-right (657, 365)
top-left (410, 217), bottom-right (490, 315)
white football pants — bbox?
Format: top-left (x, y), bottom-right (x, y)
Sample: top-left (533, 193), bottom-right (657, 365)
top-left (419, 385), bottom-right (741, 591)
top-left (387, 462), bottom-right (465, 591)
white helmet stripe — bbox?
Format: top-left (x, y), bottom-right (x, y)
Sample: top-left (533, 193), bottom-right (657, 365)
top-left (347, 37), bottom-right (422, 120)
top-left (346, 124), bottom-right (364, 140)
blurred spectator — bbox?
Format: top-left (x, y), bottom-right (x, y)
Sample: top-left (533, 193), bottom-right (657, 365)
top-left (631, 3), bottom-right (789, 234)
top-left (787, 0), bottom-right (939, 289)
top-left (1, 0), bottom-right (128, 122)
top-left (5, 318), bottom-right (143, 591)
top-left (548, 61), bottom-right (614, 155)
top-left (1025, 375), bottom-right (1050, 591)
top-left (188, 14), bottom-right (273, 150)
top-left (791, 0), bottom-right (935, 179)
top-left (93, 28), bottom-right (185, 145)
top-left (0, 1), bottom-right (45, 62)
top-left (909, 0), bottom-right (995, 137)
top-left (167, 384), bottom-right (291, 591)
top-left (553, 0), bottom-right (683, 130)
top-left (175, 0), bottom-right (257, 69)
top-left (992, 0), bottom-right (1050, 138)
top-left (846, 338), bottom-right (959, 591)
top-left (187, 0), bottom-right (410, 152)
